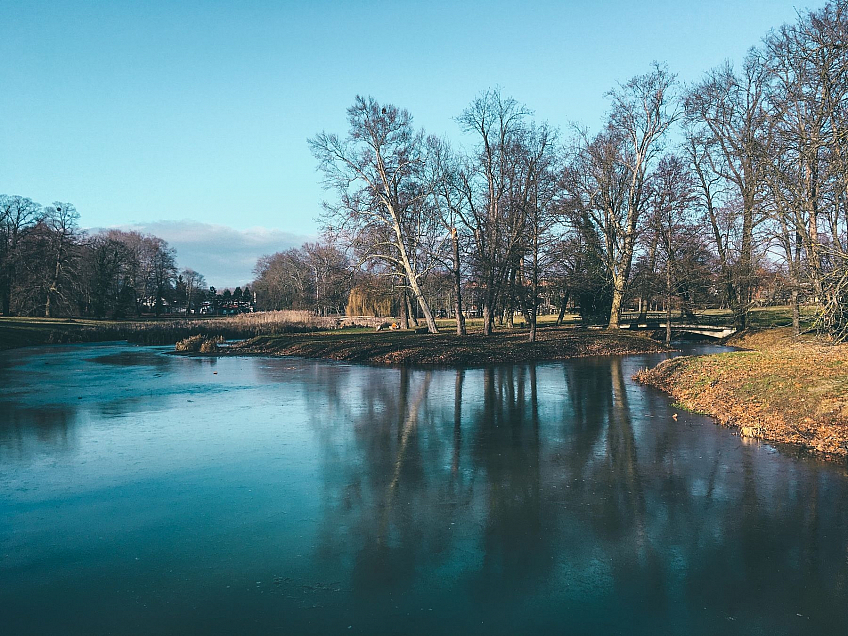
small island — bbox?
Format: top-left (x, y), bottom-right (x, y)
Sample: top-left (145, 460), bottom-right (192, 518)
top-left (227, 325), bottom-right (669, 366)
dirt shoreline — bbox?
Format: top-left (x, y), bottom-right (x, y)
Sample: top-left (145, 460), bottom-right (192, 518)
top-left (226, 327), bottom-right (670, 366)
top-left (635, 329), bottom-right (848, 459)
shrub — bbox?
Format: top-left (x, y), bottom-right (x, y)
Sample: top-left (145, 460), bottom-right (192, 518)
top-left (199, 336), bottom-right (224, 353)
top-left (175, 334), bottom-right (205, 352)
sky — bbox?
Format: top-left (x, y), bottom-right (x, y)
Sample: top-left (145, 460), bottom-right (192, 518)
top-left (1, 0), bottom-right (811, 287)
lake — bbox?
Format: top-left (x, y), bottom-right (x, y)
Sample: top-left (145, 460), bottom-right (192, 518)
top-left (1, 343), bottom-right (847, 635)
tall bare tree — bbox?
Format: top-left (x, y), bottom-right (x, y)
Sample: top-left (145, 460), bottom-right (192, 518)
top-left (566, 64), bottom-right (678, 328)
top-left (0, 195), bottom-right (41, 315)
top-left (147, 237), bottom-right (177, 316)
top-left (761, 1), bottom-right (848, 336)
top-left (310, 96), bottom-right (441, 333)
top-left (647, 155), bottom-right (698, 343)
top-left (684, 130), bottom-right (740, 319)
top-left (84, 233), bottom-right (133, 318)
top-left (455, 89), bottom-right (537, 335)
top-left (428, 137), bottom-right (468, 335)
top-left (181, 268), bottom-right (206, 314)
top-left (685, 55), bottom-right (773, 328)
top-left (512, 123), bottom-right (562, 341)
top-left (302, 241), bottom-right (352, 316)
top-left (43, 202), bottom-right (81, 318)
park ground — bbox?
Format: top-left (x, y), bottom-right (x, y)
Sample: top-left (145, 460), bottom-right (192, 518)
top-left (0, 312), bottom-right (670, 362)
top-left (0, 305), bottom-right (806, 352)
top-left (228, 323), bottom-right (667, 365)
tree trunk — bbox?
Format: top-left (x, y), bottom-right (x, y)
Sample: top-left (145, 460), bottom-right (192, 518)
top-left (506, 266), bottom-right (518, 329)
top-left (404, 275), bottom-right (437, 333)
top-left (453, 291), bottom-right (465, 336)
top-left (389, 215), bottom-right (438, 333)
top-left (517, 287), bottom-right (533, 340)
top-left (451, 228), bottom-right (466, 336)
top-left (45, 258), bottom-right (62, 318)
top-left (791, 289), bottom-right (800, 336)
top-left (399, 290), bottom-right (409, 329)
top-left (528, 299), bottom-right (537, 343)
top-left (738, 195), bottom-right (754, 330)
top-left (412, 289), bottom-right (437, 333)
top-left (556, 293), bottom-right (568, 326)
top-left (482, 303), bottom-right (494, 336)
top-left (406, 293), bottom-right (419, 327)
top-left (666, 258), bottom-right (672, 346)
top-left (608, 278), bottom-right (625, 329)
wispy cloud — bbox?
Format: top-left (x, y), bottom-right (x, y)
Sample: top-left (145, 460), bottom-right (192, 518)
top-left (92, 220), bottom-right (314, 289)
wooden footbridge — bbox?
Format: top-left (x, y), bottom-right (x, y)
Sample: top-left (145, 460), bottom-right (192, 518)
top-left (617, 322), bottom-right (737, 339)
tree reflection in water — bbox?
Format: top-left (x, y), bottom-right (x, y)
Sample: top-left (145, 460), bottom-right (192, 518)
top-left (2, 345), bottom-right (848, 634)
top-left (298, 357), bottom-right (848, 633)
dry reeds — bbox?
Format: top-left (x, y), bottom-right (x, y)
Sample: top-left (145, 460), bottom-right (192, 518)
top-left (1, 311), bottom-right (391, 350)
top-left (175, 334), bottom-right (205, 352)
top-left (125, 310), bottom-right (389, 349)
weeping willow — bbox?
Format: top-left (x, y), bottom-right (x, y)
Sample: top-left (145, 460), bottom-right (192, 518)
top-left (345, 285), bottom-right (395, 317)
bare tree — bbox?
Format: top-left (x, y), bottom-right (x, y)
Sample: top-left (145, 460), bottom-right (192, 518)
top-left (566, 64), bottom-right (678, 328)
top-left (455, 89), bottom-right (536, 335)
top-left (760, 1), bottom-right (848, 336)
top-left (309, 96), bottom-right (441, 333)
top-left (428, 137), bottom-right (469, 335)
top-left (685, 55), bottom-right (773, 328)
top-left (253, 249), bottom-right (311, 310)
top-left (684, 130), bottom-right (741, 319)
top-left (512, 123), bottom-right (562, 341)
top-left (0, 195), bottom-right (42, 315)
top-left (43, 202), bottom-right (81, 318)
top-left (147, 237), bottom-right (177, 316)
top-left (302, 241), bottom-right (352, 316)
top-left (84, 233), bottom-right (134, 318)
top-left (647, 155), bottom-right (698, 343)
top-left (181, 268), bottom-right (206, 314)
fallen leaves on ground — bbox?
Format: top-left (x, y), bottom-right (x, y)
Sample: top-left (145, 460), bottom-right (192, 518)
top-left (232, 327), bottom-right (668, 367)
top-left (635, 329), bottom-right (848, 458)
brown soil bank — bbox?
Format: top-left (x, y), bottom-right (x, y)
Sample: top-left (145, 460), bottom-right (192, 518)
top-left (230, 327), bottom-right (668, 366)
top-left (635, 328), bottom-right (848, 458)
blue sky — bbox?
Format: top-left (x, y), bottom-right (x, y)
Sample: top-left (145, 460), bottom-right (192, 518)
top-left (1, 0), bottom-right (808, 286)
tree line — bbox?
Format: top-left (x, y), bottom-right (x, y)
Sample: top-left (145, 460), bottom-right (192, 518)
top-left (0, 195), bottom-right (239, 318)
top-left (282, 0), bottom-right (847, 341)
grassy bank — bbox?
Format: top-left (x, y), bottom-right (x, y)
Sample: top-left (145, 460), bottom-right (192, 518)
top-left (0, 312), bottom-right (384, 351)
top-left (0, 305), bottom-right (808, 352)
top-left (635, 328), bottom-right (848, 458)
top-left (230, 327), bottom-right (668, 366)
